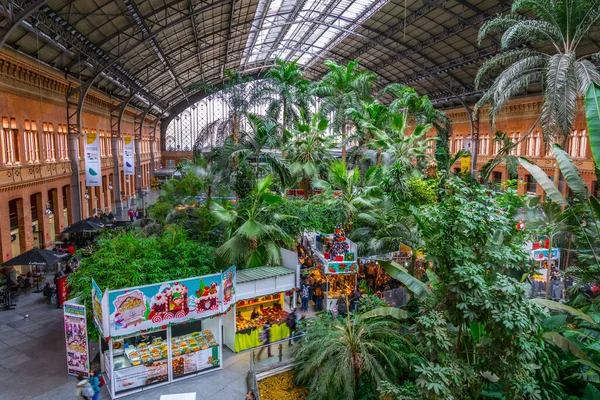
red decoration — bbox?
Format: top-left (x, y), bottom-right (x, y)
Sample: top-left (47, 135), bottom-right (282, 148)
top-left (57, 276), bottom-right (69, 306)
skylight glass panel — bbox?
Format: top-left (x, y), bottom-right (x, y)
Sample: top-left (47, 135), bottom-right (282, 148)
top-left (242, 0), bottom-right (388, 68)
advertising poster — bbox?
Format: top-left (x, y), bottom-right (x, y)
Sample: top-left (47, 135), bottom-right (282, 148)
top-left (107, 274), bottom-right (222, 337)
top-left (64, 303), bottom-right (89, 378)
top-left (84, 132), bottom-right (101, 186)
top-left (91, 278), bottom-right (104, 334)
top-left (114, 360), bottom-right (168, 392)
top-left (532, 248), bottom-right (560, 261)
top-left (172, 347), bottom-right (219, 378)
top-left (123, 136), bottom-right (135, 175)
top-left (221, 266), bottom-right (236, 310)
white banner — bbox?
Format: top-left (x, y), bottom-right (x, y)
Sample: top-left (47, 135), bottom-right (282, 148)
top-left (84, 132), bottom-right (101, 186)
top-left (123, 136), bottom-right (135, 175)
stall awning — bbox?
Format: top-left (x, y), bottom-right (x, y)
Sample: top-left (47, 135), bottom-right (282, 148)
top-left (236, 266), bottom-right (294, 284)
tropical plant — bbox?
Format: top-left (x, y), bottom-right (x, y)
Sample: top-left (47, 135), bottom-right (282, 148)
top-left (476, 0), bottom-right (600, 183)
top-left (294, 307), bottom-right (408, 400)
top-left (346, 98), bottom-right (391, 165)
top-left (382, 84), bottom-right (452, 154)
top-left (480, 131), bottom-right (521, 182)
top-left (287, 112), bottom-right (333, 194)
top-left (261, 58), bottom-right (312, 157)
top-left (210, 176), bottom-right (293, 268)
top-left (312, 60), bottom-right (377, 161)
top-left (212, 113), bottom-right (291, 186)
top-left (313, 160), bottom-right (378, 227)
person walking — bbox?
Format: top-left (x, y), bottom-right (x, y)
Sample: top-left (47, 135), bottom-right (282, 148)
top-left (256, 321), bottom-right (272, 360)
top-left (75, 373), bottom-right (93, 400)
top-left (286, 309), bottom-right (297, 346)
top-left (88, 370), bottom-right (101, 400)
top-left (300, 278), bottom-right (311, 314)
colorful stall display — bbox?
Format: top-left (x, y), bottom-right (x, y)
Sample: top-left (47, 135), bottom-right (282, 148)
top-left (108, 274), bottom-right (221, 337)
top-left (311, 228), bottom-right (358, 275)
top-left (222, 266), bottom-right (236, 310)
top-left (114, 360), bottom-right (168, 391)
top-left (171, 331), bottom-right (219, 377)
top-left (64, 302), bottom-right (89, 378)
top-left (91, 278), bottom-right (104, 334)
top-left (234, 293), bottom-right (290, 352)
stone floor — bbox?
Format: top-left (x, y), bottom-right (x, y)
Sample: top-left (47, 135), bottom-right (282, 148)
top-left (0, 288), bottom-right (298, 400)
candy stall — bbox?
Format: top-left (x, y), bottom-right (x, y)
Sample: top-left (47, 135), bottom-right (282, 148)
top-left (93, 267), bottom-right (236, 398)
top-left (308, 225), bottom-right (359, 310)
top-left (222, 265), bottom-right (296, 352)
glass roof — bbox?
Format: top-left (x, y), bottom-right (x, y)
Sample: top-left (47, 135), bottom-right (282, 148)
top-left (243, 0), bottom-right (388, 67)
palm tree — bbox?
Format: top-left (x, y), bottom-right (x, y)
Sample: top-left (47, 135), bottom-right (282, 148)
top-left (294, 309), bottom-right (408, 400)
top-left (476, 0), bottom-right (600, 183)
top-left (312, 60), bottom-right (377, 162)
top-left (261, 58), bottom-right (312, 158)
top-left (346, 99), bottom-right (391, 165)
top-left (372, 112), bottom-right (435, 169)
top-left (214, 113), bottom-right (291, 187)
top-left (313, 160), bottom-right (378, 228)
top-left (286, 112), bottom-right (334, 195)
top-left (382, 84), bottom-right (451, 154)
top-left (210, 175), bottom-right (293, 269)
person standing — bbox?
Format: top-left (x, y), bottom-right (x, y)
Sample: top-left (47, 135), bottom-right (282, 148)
top-left (256, 321), bottom-right (273, 360)
top-left (127, 208), bottom-right (135, 222)
top-left (245, 391), bottom-right (256, 400)
top-left (300, 278), bottom-right (311, 313)
top-left (351, 288), bottom-right (361, 312)
top-left (313, 281), bottom-right (323, 312)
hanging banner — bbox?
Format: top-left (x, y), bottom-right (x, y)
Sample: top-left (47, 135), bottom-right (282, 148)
top-left (531, 248), bottom-right (560, 261)
top-left (64, 302), bottom-right (90, 378)
top-left (221, 266), bottom-right (236, 310)
top-left (57, 276), bottom-right (69, 307)
top-left (107, 273), bottom-right (222, 337)
top-left (91, 278), bottom-right (104, 334)
top-left (84, 132), bottom-right (101, 186)
top-left (123, 136), bottom-right (135, 175)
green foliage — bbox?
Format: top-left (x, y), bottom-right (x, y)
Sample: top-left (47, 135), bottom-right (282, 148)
top-left (67, 227), bottom-right (217, 338)
top-left (268, 198), bottom-right (346, 238)
top-left (406, 176), bottom-right (437, 205)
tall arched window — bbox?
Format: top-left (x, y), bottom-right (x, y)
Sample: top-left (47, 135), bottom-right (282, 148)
top-left (580, 130), bottom-right (588, 158)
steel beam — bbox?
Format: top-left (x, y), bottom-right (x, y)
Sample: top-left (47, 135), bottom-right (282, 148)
top-left (0, 0), bottom-right (47, 48)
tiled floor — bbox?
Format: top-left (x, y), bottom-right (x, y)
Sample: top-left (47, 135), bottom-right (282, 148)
top-left (0, 288), bottom-right (297, 400)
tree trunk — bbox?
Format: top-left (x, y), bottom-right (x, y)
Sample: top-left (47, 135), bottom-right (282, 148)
top-left (546, 236), bottom-right (552, 300)
top-left (232, 112), bottom-right (239, 169)
top-left (377, 149), bottom-right (382, 166)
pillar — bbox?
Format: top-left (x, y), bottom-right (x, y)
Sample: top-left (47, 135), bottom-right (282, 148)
top-left (111, 136), bottom-right (122, 215)
top-left (68, 133), bottom-right (83, 222)
top-left (0, 201), bottom-right (13, 262)
top-left (17, 196), bottom-right (33, 252)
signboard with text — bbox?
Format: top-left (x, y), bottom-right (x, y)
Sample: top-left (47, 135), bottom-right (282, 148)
top-left (63, 302), bottom-right (89, 378)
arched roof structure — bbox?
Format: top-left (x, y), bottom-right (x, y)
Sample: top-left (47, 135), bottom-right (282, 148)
top-left (1, 0), bottom-right (599, 119)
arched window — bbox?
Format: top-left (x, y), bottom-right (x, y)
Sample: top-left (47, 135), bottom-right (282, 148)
top-left (580, 130), bottom-right (588, 158)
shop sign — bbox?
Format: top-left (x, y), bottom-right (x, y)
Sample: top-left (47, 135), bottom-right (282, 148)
top-left (532, 248), bottom-right (560, 261)
top-left (222, 266), bottom-right (236, 310)
top-left (172, 346), bottom-right (219, 377)
top-left (123, 136), bottom-right (135, 175)
top-left (323, 261), bottom-right (358, 275)
top-left (84, 132), bottom-right (101, 186)
top-left (63, 301), bottom-right (89, 378)
top-left (57, 276), bottom-right (69, 306)
top-left (107, 274), bottom-right (222, 337)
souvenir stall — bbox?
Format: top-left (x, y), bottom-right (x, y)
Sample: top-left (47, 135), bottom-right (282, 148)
top-left (222, 265), bottom-right (296, 352)
top-left (93, 267), bottom-right (236, 399)
top-left (530, 247), bottom-right (561, 298)
top-left (308, 225), bottom-right (359, 311)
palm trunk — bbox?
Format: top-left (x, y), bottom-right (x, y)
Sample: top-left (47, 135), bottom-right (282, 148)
top-left (341, 122), bottom-right (347, 163)
top-left (281, 99), bottom-right (287, 159)
top-left (233, 112), bottom-right (239, 169)
top-left (546, 236), bottom-right (552, 300)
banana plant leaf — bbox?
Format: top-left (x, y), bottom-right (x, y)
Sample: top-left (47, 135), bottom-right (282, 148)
top-left (552, 144), bottom-right (588, 199)
top-left (542, 331), bottom-right (588, 360)
top-left (377, 259), bottom-right (430, 299)
top-left (532, 298), bottom-right (597, 325)
top-left (586, 83), bottom-right (600, 168)
top-left (518, 158), bottom-right (567, 206)
top-left (359, 306), bottom-right (409, 321)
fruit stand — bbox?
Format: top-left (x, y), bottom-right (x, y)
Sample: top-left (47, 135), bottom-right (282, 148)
top-left (221, 265), bottom-right (297, 352)
top-left (92, 267), bottom-right (236, 399)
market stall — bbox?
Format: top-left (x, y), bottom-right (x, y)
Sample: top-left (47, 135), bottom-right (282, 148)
top-left (307, 226), bottom-right (358, 311)
top-left (92, 267), bottom-right (236, 398)
top-left (222, 266), bottom-right (296, 352)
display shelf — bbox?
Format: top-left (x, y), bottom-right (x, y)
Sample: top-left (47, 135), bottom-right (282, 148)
top-left (236, 297), bottom-right (281, 308)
